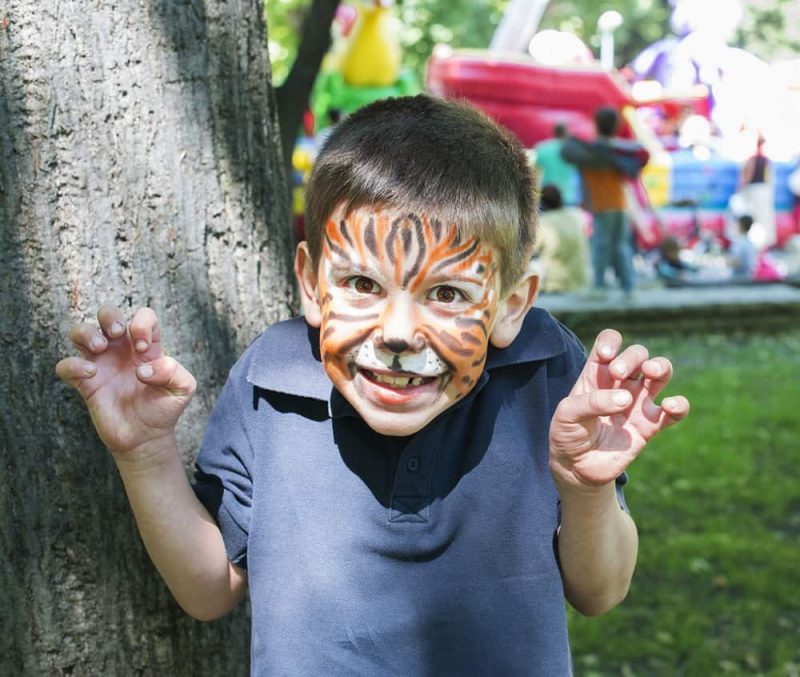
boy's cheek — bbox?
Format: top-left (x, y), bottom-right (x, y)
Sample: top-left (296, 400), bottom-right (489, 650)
top-left (421, 311), bottom-right (493, 396)
top-left (318, 315), bottom-right (374, 377)
top-left (436, 337), bottom-right (489, 397)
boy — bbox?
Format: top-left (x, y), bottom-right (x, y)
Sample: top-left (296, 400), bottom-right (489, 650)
top-left (57, 95), bottom-right (688, 675)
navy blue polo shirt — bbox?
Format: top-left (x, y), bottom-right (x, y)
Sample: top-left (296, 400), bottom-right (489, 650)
top-left (193, 308), bottom-right (608, 676)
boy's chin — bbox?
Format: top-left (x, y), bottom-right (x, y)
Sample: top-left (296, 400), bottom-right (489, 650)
top-left (359, 411), bottom-right (439, 437)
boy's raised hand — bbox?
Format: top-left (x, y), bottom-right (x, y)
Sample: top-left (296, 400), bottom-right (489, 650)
top-left (549, 329), bottom-right (689, 492)
top-left (56, 305), bottom-right (196, 458)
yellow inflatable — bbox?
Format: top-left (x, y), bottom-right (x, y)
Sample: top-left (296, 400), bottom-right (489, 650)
top-left (341, 2), bottom-right (401, 88)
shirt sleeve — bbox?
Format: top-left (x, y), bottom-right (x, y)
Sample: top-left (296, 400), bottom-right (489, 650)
top-left (192, 371), bottom-right (254, 569)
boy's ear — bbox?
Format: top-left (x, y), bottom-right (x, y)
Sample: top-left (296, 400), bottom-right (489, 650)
top-left (294, 242), bottom-right (322, 328)
top-left (489, 273), bottom-right (540, 348)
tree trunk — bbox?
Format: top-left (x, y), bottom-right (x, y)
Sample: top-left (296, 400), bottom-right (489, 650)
top-left (274, 0), bottom-right (340, 182)
top-left (0, 1), bottom-right (294, 674)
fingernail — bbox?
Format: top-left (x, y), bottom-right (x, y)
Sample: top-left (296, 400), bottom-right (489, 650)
top-left (137, 364), bottom-right (153, 379)
top-left (110, 322), bottom-right (125, 336)
top-left (613, 362), bottom-right (627, 377)
top-left (135, 340), bottom-right (148, 352)
top-left (90, 336), bottom-right (107, 350)
top-left (663, 397), bottom-right (675, 410)
top-left (613, 391), bottom-right (631, 406)
top-left (599, 345), bottom-right (613, 359)
top-left (84, 362), bottom-right (97, 377)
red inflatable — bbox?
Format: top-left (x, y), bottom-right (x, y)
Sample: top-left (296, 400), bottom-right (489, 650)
top-left (426, 49), bottom-right (635, 145)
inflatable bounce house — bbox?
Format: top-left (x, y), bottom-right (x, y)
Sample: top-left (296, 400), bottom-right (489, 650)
top-left (424, 0), bottom-right (800, 255)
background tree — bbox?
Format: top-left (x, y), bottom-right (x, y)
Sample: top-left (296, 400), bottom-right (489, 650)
top-left (0, 1), bottom-right (293, 674)
top-left (273, 0), bottom-right (340, 188)
top-left (734, 0), bottom-right (800, 63)
top-left (538, 0), bottom-right (671, 68)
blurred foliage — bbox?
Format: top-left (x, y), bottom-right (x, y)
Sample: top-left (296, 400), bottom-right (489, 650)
top-left (264, 0), bottom-right (311, 84)
top-left (735, 0), bottom-right (800, 64)
top-left (393, 0), bottom-right (508, 82)
top-left (264, 0), bottom-right (800, 88)
top-left (539, 0), bottom-right (671, 69)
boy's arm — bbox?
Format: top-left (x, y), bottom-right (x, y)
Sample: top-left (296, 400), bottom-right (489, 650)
top-left (549, 329), bottom-right (689, 616)
top-left (56, 305), bottom-right (247, 620)
top-left (114, 435), bottom-right (248, 620)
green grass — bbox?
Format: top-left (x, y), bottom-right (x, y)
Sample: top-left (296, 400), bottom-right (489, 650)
top-left (568, 331), bottom-right (800, 677)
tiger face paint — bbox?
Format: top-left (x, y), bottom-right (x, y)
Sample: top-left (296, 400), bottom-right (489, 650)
top-left (309, 206), bottom-right (503, 437)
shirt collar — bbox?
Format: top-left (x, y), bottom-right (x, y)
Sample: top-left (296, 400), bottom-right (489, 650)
top-left (484, 306), bottom-right (569, 369)
top-left (246, 307), bottom-right (569, 401)
top-left (246, 318), bottom-right (333, 401)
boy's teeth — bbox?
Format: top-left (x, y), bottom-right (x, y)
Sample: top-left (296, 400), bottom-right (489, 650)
top-left (371, 372), bottom-right (424, 388)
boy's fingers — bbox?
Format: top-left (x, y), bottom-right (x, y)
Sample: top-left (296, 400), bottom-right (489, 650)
top-left (556, 389), bottom-right (632, 424)
top-left (136, 356), bottom-right (196, 398)
top-left (97, 305), bottom-right (127, 340)
top-left (55, 356), bottom-right (97, 388)
top-left (641, 356), bottom-right (672, 380)
top-left (660, 395), bottom-right (690, 423)
top-left (608, 344), bottom-right (650, 381)
top-left (129, 307), bottom-right (163, 357)
top-left (590, 328), bottom-right (623, 364)
top-left (575, 329), bottom-right (624, 392)
top-left (639, 357), bottom-right (673, 401)
top-left (68, 323), bottom-right (109, 355)
top-left (643, 396), bottom-right (690, 436)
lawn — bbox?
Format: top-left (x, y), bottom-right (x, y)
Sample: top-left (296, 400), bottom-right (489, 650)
top-left (568, 331), bottom-right (800, 677)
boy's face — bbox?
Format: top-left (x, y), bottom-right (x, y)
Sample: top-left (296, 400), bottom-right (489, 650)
top-left (305, 206), bottom-right (507, 437)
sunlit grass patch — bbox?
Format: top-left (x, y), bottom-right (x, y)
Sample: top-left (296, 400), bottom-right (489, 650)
top-left (569, 331), bottom-right (800, 676)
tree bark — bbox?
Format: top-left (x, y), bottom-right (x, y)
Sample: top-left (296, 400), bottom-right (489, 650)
top-left (0, 1), bottom-right (294, 674)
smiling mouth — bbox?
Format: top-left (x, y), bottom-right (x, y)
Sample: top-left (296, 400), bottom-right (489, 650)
top-left (360, 369), bottom-right (438, 389)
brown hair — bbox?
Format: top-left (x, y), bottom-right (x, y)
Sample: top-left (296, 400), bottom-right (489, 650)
top-left (304, 95), bottom-right (538, 293)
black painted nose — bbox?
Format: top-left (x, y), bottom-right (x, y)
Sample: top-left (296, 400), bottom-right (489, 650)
top-left (382, 338), bottom-right (410, 353)
top-left (374, 334), bottom-right (426, 354)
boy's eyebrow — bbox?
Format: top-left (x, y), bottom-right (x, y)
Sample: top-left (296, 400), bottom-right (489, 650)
top-left (426, 272), bottom-right (489, 286)
top-left (328, 261), bottom-right (376, 276)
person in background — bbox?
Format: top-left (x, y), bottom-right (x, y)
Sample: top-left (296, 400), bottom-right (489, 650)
top-left (738, 134), bottom-right (775, 248)
top-left (561, 107), bottom-right (649, 300)
top-left (533, 123), bottom-right (581, 207)
top-left (655, 236), bottom-right (696, 285)
top-left (533, 184), bottom-right (590, 293)
top-left (728, 214), bottom-right (758, 280)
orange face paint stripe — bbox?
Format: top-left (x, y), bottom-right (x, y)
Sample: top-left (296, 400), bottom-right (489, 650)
top-left (409, 230), bottom-right (478, 293)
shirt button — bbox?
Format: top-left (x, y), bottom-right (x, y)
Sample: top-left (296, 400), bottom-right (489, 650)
top-left (406, 457), bottom-right (419, 472)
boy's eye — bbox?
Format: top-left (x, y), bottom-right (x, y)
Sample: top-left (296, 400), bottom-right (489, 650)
top-left (346, 276), bottom-right (381, 294)
top-left (428, 286), bottom-right (464, 303)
